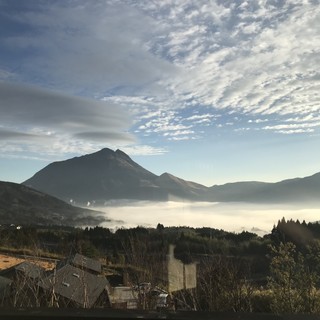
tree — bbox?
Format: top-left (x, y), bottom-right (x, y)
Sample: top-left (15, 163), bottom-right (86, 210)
top-left (268, 242), bottom-right (320, 314)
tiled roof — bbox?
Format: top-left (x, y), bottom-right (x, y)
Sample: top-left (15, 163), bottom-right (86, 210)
top-left (71, 254), bottom-right (101, 274)
top-left (39, 264), bottom-right (108, 308)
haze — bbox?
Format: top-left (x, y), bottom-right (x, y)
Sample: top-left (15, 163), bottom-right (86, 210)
top-left (97, 201), bottom-right (320, 236)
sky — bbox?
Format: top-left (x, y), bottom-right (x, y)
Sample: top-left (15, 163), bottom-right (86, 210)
top-left (0, 0), bottom-right (320, 187)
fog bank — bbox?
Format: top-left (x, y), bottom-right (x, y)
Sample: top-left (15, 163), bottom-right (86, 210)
top-left (96, 201), bottom-right (320, 236)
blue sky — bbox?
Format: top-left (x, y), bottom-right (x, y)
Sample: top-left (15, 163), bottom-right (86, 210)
top-left (0, 0), bottom-right (320, 186)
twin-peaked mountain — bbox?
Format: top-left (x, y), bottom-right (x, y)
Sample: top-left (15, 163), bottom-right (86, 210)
top-left (22, 148), bottom-right (320, 205)
top-left (23, 148), bottom-right (207, 204)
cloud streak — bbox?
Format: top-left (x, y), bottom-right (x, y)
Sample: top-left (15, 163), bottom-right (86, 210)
top-left (0, 81), bottom-right (134, 156)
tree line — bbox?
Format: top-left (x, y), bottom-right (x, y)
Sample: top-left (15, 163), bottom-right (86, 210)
top-left (2, 218), bottom-right (320, 313)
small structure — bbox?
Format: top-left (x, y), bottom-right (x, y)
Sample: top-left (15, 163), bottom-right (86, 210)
top-left (107, 286), bottom-right (138, 309)
top-left (166, 245), bottom-right (197, 293)
top-left (39, 264), bottom-right (108, 308)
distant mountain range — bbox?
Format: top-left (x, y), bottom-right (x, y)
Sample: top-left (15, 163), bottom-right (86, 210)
top-left (22, 148), bottom-right (320, 205)
top-left (0, 181), bottom-right (104, 226)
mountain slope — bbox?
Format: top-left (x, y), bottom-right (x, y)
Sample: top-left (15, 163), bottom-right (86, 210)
top-left (23, 148), bottom-right (160, 203)
top-left (23, 148), bottom-right (209, 203)
top-left (155, 172), bottom-right (207, 201)
top-left (0, 181), bottom-right (104, 226)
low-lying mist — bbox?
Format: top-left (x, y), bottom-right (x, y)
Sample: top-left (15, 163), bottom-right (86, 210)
top-left (95, 201), bottom-right (320, 236)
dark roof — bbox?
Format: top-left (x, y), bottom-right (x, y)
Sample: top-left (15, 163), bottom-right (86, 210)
top-left (71, 253), bottom-right (102, 274)
top-left (0, 261), bottom-right (45, 280)
top-left (0, 276), bottom-right (12, 298)
top-left (14, 261), bottom-right (45, 280)
top-left (39, 264), bottom-right (108, 308)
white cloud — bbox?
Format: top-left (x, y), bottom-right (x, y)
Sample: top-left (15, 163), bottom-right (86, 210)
top-left (163, 130), bottom-right (194, 137)
top-left (1, 0), bottom-right (319, 148)
top-left (120, 145), bottom-right (168, 156)
top-left (264, 122), bottom-right (320, 131)
top-left (248, 119), bottom-right (269, 124)
top-left (100, 201), bottom-right (320, 236)
top-left (134, 0), bottom-right (320, 132)
top-left (168, 136), bottom-right (192, 141)
top-left (278, 129), bottom-right (315, 134)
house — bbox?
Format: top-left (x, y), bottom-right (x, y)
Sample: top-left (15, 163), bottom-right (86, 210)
top-left (14, 261), bottom-right (45, 280)
top-left (105, 245), bottom-right (197, 310)
top-left (39, 264), bottom-right (109, 308)
top-left (71, 253), bottom-right (102, 274)
top-left (0, 261), bottom-right (45, 281)
top-left (57, 253), bottom-right (102, 275)
top-left (0, 261), bottom-right (46, 307)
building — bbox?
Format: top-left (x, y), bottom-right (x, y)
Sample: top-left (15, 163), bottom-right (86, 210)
top-left (70, 253), bottom-right (102, 274)
top-left (0, 261), bottom-right (46, 307)
top-left (166, 245), bottom-right (197, 293)
top-left (39, 264), bottom-right (109, 308)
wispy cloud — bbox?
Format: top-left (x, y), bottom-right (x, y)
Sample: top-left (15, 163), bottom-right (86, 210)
top-left (263, 121), bottom-right (320, 134)
top-left (133, 0), bottom-right (319, 133)
top-left (0, 1), bottom-right (175, 95)
top-left (0, 0), bottom-right (319, 161)
top-left (120, 145), bottom-right (168, 156)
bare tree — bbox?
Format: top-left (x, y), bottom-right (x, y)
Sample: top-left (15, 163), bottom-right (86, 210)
top-left (196, 255), bottom-right (253, 312)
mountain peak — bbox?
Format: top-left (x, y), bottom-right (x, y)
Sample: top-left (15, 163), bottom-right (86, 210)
top-left (115, 149), bottom-right (131, 161)
top-left (94, 148), bottom-right (114, 156)
top-left (90, 148), bottom-right (130, 161)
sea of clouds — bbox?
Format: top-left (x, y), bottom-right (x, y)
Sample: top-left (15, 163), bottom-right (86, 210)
top-left (96, 201), bottom-right (320, 236)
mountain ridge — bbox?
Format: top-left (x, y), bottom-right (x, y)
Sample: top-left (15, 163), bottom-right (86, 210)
top-left (22, 148), bottom-right (320, 204)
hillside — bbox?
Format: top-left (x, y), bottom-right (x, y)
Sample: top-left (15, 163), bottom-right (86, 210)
top-left (0, 181), bottom-right (104, 226)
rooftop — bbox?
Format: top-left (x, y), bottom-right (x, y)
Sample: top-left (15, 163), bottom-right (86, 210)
top-left (39, 264), bottom-right (108, 308)
top-left (71, 253), bottom-right (102, 274)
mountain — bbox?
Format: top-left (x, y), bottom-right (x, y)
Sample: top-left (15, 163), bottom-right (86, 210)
top-left (0, 181), bottom-right (104, 226)
top-left (22, 148), bottom-right (320, 204)
top-left (208, 172), bottom-right (320, 204)
top-left (23, 148), bottom-right (208, 204)
top-left (208, 181), bottom-right (271, 202)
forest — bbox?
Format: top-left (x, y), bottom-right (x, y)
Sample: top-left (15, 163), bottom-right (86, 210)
top-left (1, 218), bottom-right (320, 313)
